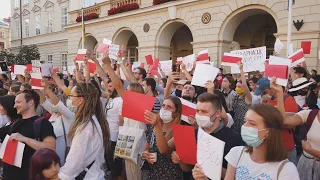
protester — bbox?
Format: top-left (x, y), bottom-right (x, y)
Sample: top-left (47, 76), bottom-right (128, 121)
top-left (57, 83), bottom-right (111, 180)
top-left (29, 148), bottom-right (61, 180)
top-left (8, 82), bottom-right (21, 95)
top-left (20, 82), bottom-right (32, 91)
top-left (223, 103), bottom-right (299, 180)
top-left (0, 95), bottom-right (19, 135)
top-left (143, 96), bottom-right (183, 179)
top-left (2, 89), bottom-right (56, 180)
top-left (221, 75), bottom-right (237, 115)
top-left (274, 78), bottom-right (320, 180)
top-left (36, 82), bottom-right (75, 166)
top-left (289, 77), bottom-right (312, 108)
top-left (231, 63), bottom-right (252, 133)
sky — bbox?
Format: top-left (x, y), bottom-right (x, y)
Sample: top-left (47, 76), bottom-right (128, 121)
top-left (0, 0), bottom-right (11, 20)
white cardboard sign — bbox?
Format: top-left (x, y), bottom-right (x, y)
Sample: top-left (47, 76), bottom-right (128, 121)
top-left (197, 128), bottom-right (225, 180)
top-left (109, 44), bottom-right (120, 60)
top-left (231, 46), bottom-right (266, 72)
top-left (181, 54), bottom-right (196, 72)
top-left (159, 60), bottom-right (172, 76)
top-left (191, 64), bottom-right (219, 87)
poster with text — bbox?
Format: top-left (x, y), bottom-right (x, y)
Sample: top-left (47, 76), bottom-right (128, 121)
top-left (231, 46), bottom-right (266, 72)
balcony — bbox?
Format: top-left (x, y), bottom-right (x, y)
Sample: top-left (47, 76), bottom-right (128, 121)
top-left (110, 0), bottom-right (141, 8)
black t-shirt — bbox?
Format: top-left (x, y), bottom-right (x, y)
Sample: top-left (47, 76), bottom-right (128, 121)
top-left (183, 126), bottom-right (244, 180)
top-left (2, 116), bottom-right (56, 180)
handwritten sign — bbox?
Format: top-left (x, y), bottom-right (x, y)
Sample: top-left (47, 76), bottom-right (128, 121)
top-left (181, 54), bottom-right (195, 72)
top-left (197, 127), bottom-right (225, 180)
top-left (109, 44), bottom-right (120, 60)
top-left (231, 46), bottom-right (266, 72)
top-left (159, 60), bottom-right (172, 75)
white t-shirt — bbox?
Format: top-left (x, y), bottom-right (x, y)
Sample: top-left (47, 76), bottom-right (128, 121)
top-left (252, 95), bottom-right (262, 105)
top-left (104, 97), bottom-right (123, 142)
top-left (226, 113), bottom-right (234, 128)
top-left (225, 146), bottom-right (300, 180)
top-left (297, 110), bottom-right (320, 158)
top-left (0, 115), bottom-right (9, 128)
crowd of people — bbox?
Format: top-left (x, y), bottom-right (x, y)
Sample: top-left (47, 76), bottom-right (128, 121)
top-left (0, 49), bottom-right (318, 180)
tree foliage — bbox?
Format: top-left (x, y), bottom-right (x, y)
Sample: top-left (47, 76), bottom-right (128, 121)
top-left (0, 49), bottom-right (16, 66)
top-left (15, 44), bottom-right (40, 65)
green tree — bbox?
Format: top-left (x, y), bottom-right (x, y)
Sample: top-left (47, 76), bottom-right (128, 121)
top-left (0, 49), bottom-right (16, 66)
top-left (15, 44), bottom-right (40, 65)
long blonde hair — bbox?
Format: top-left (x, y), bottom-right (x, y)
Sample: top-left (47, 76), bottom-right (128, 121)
top-left (68, 83), bottom-right (111, 162)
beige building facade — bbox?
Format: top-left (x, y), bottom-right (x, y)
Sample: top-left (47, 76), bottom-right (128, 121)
top-left (0, 20), bottom-right (10, 50)
top-left (10, 0), bottom-right (320, 71)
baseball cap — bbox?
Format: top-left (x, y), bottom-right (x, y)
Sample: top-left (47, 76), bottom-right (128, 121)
top-left (254, 77), bottom-right (270, 96)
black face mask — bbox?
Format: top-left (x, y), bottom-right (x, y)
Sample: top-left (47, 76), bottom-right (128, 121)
top-left (175, 89), bottom-right (182, 97)
top-left (109, 90), bottom-right (118, 98)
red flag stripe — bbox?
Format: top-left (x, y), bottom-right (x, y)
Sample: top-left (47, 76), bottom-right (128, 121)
top-left (31, 78), bottom-right (42, 87)
top-left (2, 140), bottom-right (18, 165)
top-left (197, 53), bottom-right (208, 61)
top-left (75, 54), bottom-right (86, 61)
top-left (288, 49), bottom-right (304, 63)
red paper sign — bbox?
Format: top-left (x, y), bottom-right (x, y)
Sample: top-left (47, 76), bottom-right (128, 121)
top-left (96, 43), bottom-right (109, 53)
top-left (31, 78), bottom-right (43, 87)
top-left (140, 63), bottom-right (145, 68)
top-left (10, 64), bottom-right (15, 72)
top-left (88, 62), bottom-right (96, 74)
top-left (301, 41), bottom-right (311, 54)
top-left (264, 64), bottom-right (288, 79)
top-left (75, 54), bottom-right (86, 61)
top-left (120, 45), bottom-right (125, 57)
top-left (152, 58), bottom-right (160, 71)
top-left (2, 140), bottom-right (18, 165)
top-left (26, 64), bottom-right (33, 72)
top-left (122, 91), bottom-right (156, 124)
top-left (145, 55), bottom-right (153, 65)
top-left (53, 68), bottom-right (59, 73)
top-left (172, 124), bottom-right (197, 165)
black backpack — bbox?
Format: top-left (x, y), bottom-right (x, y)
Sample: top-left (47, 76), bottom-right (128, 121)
top-left (33, 117), bottom-right (45, 141)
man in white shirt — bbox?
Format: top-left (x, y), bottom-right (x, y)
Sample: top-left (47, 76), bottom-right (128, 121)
top-left (104, 79), bottom-right (124, 180)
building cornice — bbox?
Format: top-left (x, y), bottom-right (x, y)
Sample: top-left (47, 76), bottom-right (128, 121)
top-left (65, 0), bottom-right (200, 29)
top-left (11, 38), bottom-right (67, 48)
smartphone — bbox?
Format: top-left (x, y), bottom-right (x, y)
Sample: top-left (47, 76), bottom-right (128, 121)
top-left (172, 64), bottom-right (177, 72)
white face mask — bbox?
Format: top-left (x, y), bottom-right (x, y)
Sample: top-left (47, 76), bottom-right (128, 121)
top-left (159, 109), bottom-right (173, 123)
top-left (66, 99), bottom-right (77, 113)
top-left (261, 94), bottom-right (271, 101)
top-left (294, 95), bottom-right (306, 108)
top-left (195, 114), bottom-right (214, 128)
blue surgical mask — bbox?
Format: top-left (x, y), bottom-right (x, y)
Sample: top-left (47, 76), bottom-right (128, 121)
top-left (317, 99), bottom-right (320, 109)
top-left (241, 126), bottom-right (268, 148)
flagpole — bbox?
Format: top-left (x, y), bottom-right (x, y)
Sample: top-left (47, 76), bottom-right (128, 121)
top-left (287, 0), bottom-right (293, 57)
top-left (81, 8), bottom-right (85, 49)
top-left (81, 0), bottom-right (85, 49)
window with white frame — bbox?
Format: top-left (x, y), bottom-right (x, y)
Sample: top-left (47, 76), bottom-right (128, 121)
top-left (47, 54), bottom-right (53, 63)
top-left (25, 18), bottom-right (29, 37)
top-left (14, 0), bottom-right (19, 8)
top-left (15, 19), bottom-right (20, 38)
top-left (61, 53), bottom-right (67, 71)
top-left (61, 7), bottom-right (68, 27)
top-left (47, 11), bottom-right (53, 33)
top-left (35, 13), bottom-right (40, 35)
top-left (84, 0), bottom-right (95, 7)
top-left (24, 0), bottom-right (29, 4)
top-left (0, 32), bottom-right (4, 39)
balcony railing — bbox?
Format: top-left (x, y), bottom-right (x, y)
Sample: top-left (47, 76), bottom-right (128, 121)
top-left (110, 0), bottom-right (140, 8)
top-left (77, 5), bottom-right (101, 17)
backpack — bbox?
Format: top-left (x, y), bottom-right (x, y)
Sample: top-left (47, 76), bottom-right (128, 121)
top-left (33, 117), bottom-right (45, 141)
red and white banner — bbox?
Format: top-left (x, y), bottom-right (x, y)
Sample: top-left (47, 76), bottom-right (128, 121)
top-left (75, 49), bottom-right (87, 61)
top-left (180, 98), bottom-right (196, 124)
top-left (96, 38), bottom-right (112, 53)
top-left (196, 49), bottom-right (209, 62)
top-left (288, 49), bottom-right (305, 67)
top-left (221, 53), bottom-right (243, 66)
top-left (31, 73), bottom-right (43, 90)
top-left (0, 135), bottom-right (25, 168)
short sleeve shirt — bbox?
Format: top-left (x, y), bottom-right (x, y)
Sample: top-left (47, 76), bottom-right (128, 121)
top-left (3, 116), bottom-right (56, 180)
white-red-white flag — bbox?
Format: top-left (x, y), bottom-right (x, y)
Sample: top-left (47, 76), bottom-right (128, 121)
top-left (180, 98), bottom-right (196, 124)
top-left (30, 73), bottom-right (43, 90)
top-left (196, 49), bottom-right (209, 62)
top-left (288, 49), bottom-right (305, 67)
top-left (75, 49), bottom-right (87, 61)
top-left (221, 53), bottom-right (243, 66)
